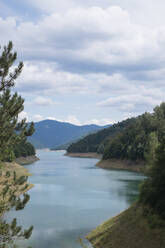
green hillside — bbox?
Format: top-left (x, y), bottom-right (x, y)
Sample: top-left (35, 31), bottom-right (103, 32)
top-left (67, 103), bottom-right (165, 167)
top-left (87, 204), bottom-right (165, 248)
top-left (67, 118), bottom-right (135, 154)
top-left (87, 118), bottom-right (165, 247)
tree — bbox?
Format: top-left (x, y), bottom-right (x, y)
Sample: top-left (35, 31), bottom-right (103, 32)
top-left (0, 42), bottom-right (34, 161)
top-left (0, 41), bottom-right (34, 247)
top-left (144, 132), bottom-right (159, 168)
top-left (139, 135), bottom-right (165, 220)
top-left (0, 41), bottom-right (23, 91)
top-left (0, 169), bottom-right (33, 248)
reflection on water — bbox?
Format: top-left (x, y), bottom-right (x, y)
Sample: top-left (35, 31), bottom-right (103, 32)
top-left (6, 150), bottom-right (145, 248)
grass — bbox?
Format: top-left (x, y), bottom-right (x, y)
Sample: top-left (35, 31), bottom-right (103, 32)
top-left (87, 204), bottom-right (165, 248)
top-left (0, 161), bottom-right (32, 176)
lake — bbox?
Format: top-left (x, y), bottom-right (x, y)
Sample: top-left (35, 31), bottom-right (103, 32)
top-left (6, 150), bottom-right (145, 248)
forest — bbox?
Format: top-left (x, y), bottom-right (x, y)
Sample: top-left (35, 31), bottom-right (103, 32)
top-left (67, 118), bottom-right (136, 154)
top-left (67, 103), bottom-right (165, 163)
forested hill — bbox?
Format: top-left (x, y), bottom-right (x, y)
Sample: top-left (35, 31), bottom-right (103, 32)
top-left (28, 119), bottom-right (109, 149)
top-left (67, 117), bottom-right (136, 154)
top-left (67, 102), bottom-right (165, 163)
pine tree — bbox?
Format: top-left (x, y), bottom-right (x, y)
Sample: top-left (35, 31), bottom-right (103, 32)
top-left (0, 170), bottom-right (33, 248)
top-left (0, 41), bottom-right (23, 91)
top-left (0, 42), bottom-right (34, 162)
top-left (0, 42), bottom-right (34, 247)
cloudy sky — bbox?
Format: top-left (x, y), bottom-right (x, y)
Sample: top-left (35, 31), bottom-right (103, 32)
top-left (1, 0), bottom-right (165, 125)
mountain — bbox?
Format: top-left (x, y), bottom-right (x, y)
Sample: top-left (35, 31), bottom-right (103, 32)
top-left (28, 119), bottom-right (109, 149)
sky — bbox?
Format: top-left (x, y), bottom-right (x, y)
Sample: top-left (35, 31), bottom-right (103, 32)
top-left (1, 0), bottom-right (165, 125)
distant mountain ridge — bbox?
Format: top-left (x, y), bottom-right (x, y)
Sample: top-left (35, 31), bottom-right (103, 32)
top-left (28, 119), bottom-right (110, 149)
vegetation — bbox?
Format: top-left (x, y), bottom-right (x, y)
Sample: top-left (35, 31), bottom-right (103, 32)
top-left (87, 205), bottom-right (165, 248)
top-left (139, 136), bottom-right (165, 220)
top-left (67, 118), bottom-right (135, 154)
top-left (14, 142), bottom-right (35, 158)
top-left (67, 103), bottom-right (165, 166)
top-left (0, 42), bottom-right (34, 247)
top-left (86, 103), bottom-right (165, 247)
top-left (87, 148), bottom-right (165, 247)
top-left (1, 41), bottom-right (165, 248)
top-left (0, 41), bottom-right (35, 162)
top-left (0, 164), bottom-right (33, 248)
top-left (103, 111), bottom-right (156, 161)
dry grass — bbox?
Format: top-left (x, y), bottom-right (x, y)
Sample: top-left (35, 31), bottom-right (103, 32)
top-left (0, 161), bottom-right (33, 217)
top-left (0, 162), bottom-right (31, 177)
top-left (87, 205), bottom-right (165, 248)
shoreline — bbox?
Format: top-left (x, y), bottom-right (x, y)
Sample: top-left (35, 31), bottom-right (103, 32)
top-left (66, 152), bottom-right (145, 172)
top-left (65, 152), bottom-right (102, 159)
top-left (96, 159), bottom-right (145, 172)
top-left (15, 155), bottom-right (39, 165)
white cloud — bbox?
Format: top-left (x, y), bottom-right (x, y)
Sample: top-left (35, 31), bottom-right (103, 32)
top-left (98, 94), bottom-right (162, 113)
top-left (1, 6), bottom-right (165, 72)
top-left (16, 62), bottom-right (91, 95)
top-left (28, 0), bottom-right (117, 14)
top-left (47, 115), bottom-right (81, 126)
top-left (15, 61), bottom-right (165, 119)
top-left (84, 118), bottom-right (114, 125)
top-left (27, 0), bottom-right (165, 30)
top-left (47, 116), bottom-right (113, 126)
top-left (66, 115), bottom-right (81, 126)
top-left (33, 96), bottom-right (57, 106)
top-left (32, 114), bottom-right (44, 122)
top-left (1, 3), bottom-right (165, 122)
top-left (18, 111), bottom-right (29, 121)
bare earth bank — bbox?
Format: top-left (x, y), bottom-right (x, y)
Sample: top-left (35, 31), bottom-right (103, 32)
top-left (66, 153), bottom-right (145, 172)
top-left (97, 159), bottom-right (145, 172)
top-left (65, 152), bottom-right (102, 159)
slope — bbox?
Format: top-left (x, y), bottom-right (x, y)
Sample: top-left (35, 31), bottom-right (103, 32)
top-left (87, 204), bottom-right (165, 248)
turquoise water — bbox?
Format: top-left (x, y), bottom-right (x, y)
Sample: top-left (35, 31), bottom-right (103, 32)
top-left (6, 150), bottom-right (145, 248)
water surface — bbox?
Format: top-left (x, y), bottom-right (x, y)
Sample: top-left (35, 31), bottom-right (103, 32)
top-left (7, 150), bottom-right (145, 248)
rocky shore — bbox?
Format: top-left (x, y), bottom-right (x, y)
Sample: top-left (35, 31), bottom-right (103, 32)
top-left (15, 155), bottom-right (39, 165)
